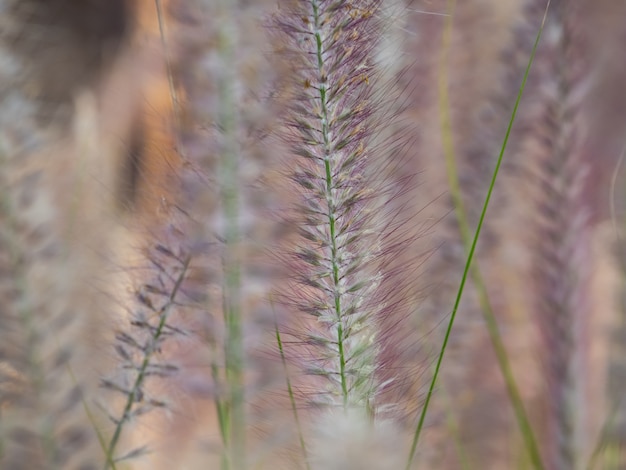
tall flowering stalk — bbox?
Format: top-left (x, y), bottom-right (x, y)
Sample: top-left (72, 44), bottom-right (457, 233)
top-left (274, 0), bottom-right (387, 412)
top-left (527, 1), bottom-right (590, 467)
top-left (167, 0), bottom-right (279, 467)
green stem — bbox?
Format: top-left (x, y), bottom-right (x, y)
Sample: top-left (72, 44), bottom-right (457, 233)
top-left (311, 0), bottom-right (349, 409)
top-left (216, 0), bottom-right (245, 466)
top-left (272, 299), bottom-right (310, 470)
top-left (104, 256), bottom-right (191, 469)
top-left (437, 0), bottom-right (544, 468)
top-left (405, 2), bottom-right (551, 468)
top-left (154, 0), bottom-right (181, 132)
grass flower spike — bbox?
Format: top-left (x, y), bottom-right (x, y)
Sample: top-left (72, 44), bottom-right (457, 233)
top-left (274, 0), bottom-right (390, 413)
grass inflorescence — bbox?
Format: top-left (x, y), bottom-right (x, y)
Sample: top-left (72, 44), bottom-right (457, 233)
top-left (273, 0), bottom-right (389, 413)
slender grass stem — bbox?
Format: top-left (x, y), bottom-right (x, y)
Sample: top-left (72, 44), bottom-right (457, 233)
top-left (586, 403), bottom-right (621, 470)
top-left (154, 0), bottom-right (181, 133)
top-left (311, 0), bottom-right (350, 409)
top-left (436, 0), bottom-right (544, 467)
top-left (64, 350), bottom-right (116, 469)
top-left (405, 2), bottom-right (551, 468)
top-left (211, 337), bottom-right (229, 463)
top-left (216, 0), bottom-right (245, 466)
top-left (272, 305), bottom-right (310, 470)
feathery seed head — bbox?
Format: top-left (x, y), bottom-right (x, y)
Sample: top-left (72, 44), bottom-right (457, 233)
top-left (272, 0), bottom-right (391, 412)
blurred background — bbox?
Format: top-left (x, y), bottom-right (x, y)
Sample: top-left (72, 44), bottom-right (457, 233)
top-left (1, 0), bottom-right (626, 468)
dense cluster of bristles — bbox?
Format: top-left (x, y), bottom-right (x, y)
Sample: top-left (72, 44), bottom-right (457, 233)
top-left (273, 0), bottom-right (389, 412)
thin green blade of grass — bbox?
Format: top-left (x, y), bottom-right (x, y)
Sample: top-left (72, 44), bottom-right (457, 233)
top-left (154, 0), bottom-right (180, 132)
top-left (211, 339), bottom-right (229, 469)
top-left (271, 298), bottom-right (310, 470)
top-left (436, 0), bottom-right (543, 467)
top-left (405, 2), bottom-right (551, 468)
top-left (215, 0), bottom-right (245, 467)
top-left (65, 358), bottom-right (117, 470)
top-left (586, 403), bottom-right (622, 470)
top-left (422, 326), bottom-right (471, 470)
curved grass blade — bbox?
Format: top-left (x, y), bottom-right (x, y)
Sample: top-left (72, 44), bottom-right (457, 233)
top-left (436, 0), bottom-right (544, 467)
top-left (405, 2), bottom-right (552, 468)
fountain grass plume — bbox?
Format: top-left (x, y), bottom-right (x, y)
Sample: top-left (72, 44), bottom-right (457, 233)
top-left (526, 1), bottom-right (591, 467)
top-left (271, 0), bottom-right (399, 414)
